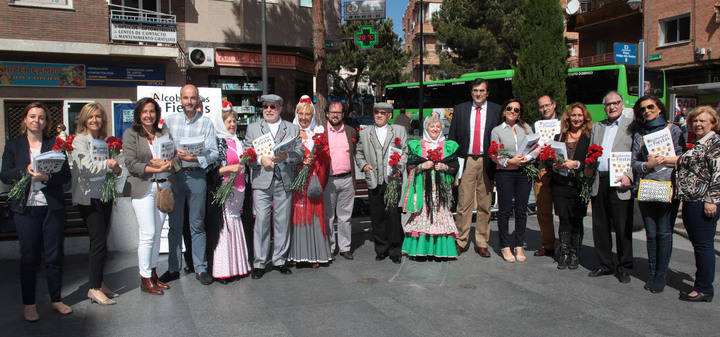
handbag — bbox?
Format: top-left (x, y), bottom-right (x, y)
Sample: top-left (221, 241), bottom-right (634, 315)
top-left (155, 182), bottom-right (175, 213)
top-left (307, 174), bottom-right (323, 200)
top-left (637, 179), bottom-right (673, 203)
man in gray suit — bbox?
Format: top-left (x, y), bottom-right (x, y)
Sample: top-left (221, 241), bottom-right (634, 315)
top-left (244, 94), bottom-right (304, 279)
top-left (584, 91), bottom-right (635, 283)
top-left (355, 102), bottom-right (407, 263)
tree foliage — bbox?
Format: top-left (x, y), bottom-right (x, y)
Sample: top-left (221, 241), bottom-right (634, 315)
top-left (432, 0), bottom-right (523, 78)
top-left (326, 19), bottom-right (408, 109)
top-left (513, 0), bottom-right (568, 122)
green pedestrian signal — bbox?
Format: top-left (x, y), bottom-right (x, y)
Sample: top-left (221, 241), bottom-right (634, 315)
top-left (355, 26), bottom-right (378, 49)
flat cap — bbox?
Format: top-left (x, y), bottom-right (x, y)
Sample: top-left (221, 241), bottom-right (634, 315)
top-left (373, 102), bottom-right (393, 110)
top-left (260, 94), bottom-right (283, 105)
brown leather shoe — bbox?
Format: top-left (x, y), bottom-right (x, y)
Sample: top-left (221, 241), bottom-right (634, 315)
top-left (141, 277), bottom-right (164, 295)
top-left (152, 268), bottom-right (170, 289)
top-left (339, 251), bottom-right (354, 260)
top-left (475, 246), bottom-right (491, 258)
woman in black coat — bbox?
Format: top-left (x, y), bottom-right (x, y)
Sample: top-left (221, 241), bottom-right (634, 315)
top-left (551, 102), bottom-right (593, 270)
top-left (0, 102), bottom-right (71, 322)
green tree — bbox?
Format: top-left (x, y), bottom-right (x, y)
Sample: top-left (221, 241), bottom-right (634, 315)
top-left (327, 19), bottom-right (408, 110)
top-left (432, 0), bottom-right (523, 78)
top-left (513, 0), bottom-right (568, 123)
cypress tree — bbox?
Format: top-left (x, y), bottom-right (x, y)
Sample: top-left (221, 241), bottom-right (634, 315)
top-left (513, 0), bottom-right (568, 123)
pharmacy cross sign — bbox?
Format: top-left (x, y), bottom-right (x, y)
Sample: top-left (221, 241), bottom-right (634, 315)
top-left (355, 26), bottom-right (377, 49)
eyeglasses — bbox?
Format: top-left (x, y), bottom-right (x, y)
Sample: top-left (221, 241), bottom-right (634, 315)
top-left (603, 100), bottom-right (623, 108)
top-left (505, 106), bottom-right (520, 114)
top-left (640, 104), bottom-right (656, 111)
top-left (263, 104), bottom-right (278, 110)
top-left (327, 110), bottom-right (343, 115)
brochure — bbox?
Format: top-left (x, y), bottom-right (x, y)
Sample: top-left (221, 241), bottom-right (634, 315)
top-left (609, 151), bottom-right (632, 187)
top-left (550, 140), bottom-right (569, 176)
top-left (252, 133), bottom-right (275, 158)
top-left (534, 119), bottom-right (561, 146)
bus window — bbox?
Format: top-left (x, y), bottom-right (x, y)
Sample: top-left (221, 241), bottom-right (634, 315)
top-left (627, 68), bottom-right (664, 98)
top-left (567, 69), bottom-right (620, 104)
top-left (485, 77), bottom-right (514, 104)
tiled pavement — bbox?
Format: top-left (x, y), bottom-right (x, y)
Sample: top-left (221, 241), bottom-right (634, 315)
top-left (1, 216), bottom-right (718, 337)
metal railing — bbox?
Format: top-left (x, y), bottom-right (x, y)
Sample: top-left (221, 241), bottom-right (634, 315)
top-left (109, 4), bottom-right (176, 26)
top-left (579, 52), bottom-right (614, 67)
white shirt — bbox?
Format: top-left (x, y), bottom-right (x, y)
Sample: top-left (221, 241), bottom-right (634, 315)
top-left (467, 101), bottom-right (488, 155)
top-left (598, 118), bottom-right (621, 172)
top-left (267, 119), bottom-right (281, 138)
top-left (26, 147), bottom-right (48, 207)
top-left (375, 124), bottom-right (388, 146)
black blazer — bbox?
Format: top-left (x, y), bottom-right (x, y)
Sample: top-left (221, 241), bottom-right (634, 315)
top-left (0, 136), bottom-right (71, 214)
top-left (551, 132), bottom-right (590, 190)
top-left (448, 100), bottom-right (502, 179)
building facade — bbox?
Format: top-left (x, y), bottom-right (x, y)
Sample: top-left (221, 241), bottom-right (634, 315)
top-left (401, 0), bottom-right (442, 82)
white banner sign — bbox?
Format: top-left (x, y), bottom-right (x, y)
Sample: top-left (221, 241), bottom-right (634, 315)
top-left (136, 86), bottom-right (222, 118)
top-left (110, 23), bottom-right (177, 44)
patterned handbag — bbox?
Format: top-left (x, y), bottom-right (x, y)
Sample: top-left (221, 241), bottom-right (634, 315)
top-left (637, 179), bottom-right (673, 203)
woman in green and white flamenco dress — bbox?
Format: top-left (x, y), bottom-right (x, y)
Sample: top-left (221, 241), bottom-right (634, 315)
top-left (401, 113), bottom-right (459, 259)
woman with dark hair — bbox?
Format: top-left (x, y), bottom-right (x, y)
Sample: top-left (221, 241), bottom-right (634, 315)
top-left (490, 99), bottom-right (536, 263)
top-left (123, 97), bottom-right (175, 295)
top-left (552, 102), bottom-right (593, 270)
top-left (70, 102), bottom-right (122, 305)
top-left (1, 102), bottom-right (72, 321)
top-left (676, 106), bottom-right (720, 302)
top-left (629, 95), bottom-right (683, 293)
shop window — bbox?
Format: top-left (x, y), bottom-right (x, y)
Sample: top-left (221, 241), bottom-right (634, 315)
top-left (64, 101), bottom-right (93, 136)
top-left (660, 14), bottom-right (690, 45)
top-left (8, 0), bottom-right (73, 10)
top-left (4, 101), bottom-right (64, 140)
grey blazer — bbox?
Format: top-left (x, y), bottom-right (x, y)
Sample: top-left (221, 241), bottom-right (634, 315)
top-left (589, 115), bottom-right (634, 200)
top-left (355, 124), bottom-right (407, 190)
top-left (71, 133), bottom-right (116, 205)
top-left (122, 127), bottom-right (176, 199)
top-left (243, 119), bottom-right (304, 191)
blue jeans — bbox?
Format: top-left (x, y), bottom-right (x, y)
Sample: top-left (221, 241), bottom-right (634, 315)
top-left (682, 201), bottom-right (719, 295)
top-left (639, 201), bottom-right (673, 291)
top-left (168, 170), bottom-right (208, 273)
top-left (495, 170), bottom-right (532, 249)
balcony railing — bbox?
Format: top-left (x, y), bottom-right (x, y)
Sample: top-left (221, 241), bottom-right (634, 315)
top-left (109, 4), bottom-right (176, 26)
top-left (108, 4), bottom-right (177, 45)
top-left (579, 52), bottom-right (614, 67)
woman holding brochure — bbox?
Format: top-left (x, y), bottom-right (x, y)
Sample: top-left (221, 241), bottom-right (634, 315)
top-left (123, 97), bottom-right (175, 295)
top-left (206, 105), bottom-right (252, 282)
top-left (551, 103), bottom-right (592, 270)
top-left (70, 102), bottom-right (122, 305)
top-left (489, 99), bottom-right (536, 263)
top-left (1, 102), bottom-right (72, 321)
top-left (629, 95), bottom-right (683, 294)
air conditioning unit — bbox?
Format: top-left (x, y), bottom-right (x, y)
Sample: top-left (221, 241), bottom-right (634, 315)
top-left (188, 47), bottom-right (214, 68)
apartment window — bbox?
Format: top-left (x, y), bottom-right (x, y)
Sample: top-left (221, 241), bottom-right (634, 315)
top-left (9, 0), bottom-right (73, 10)
top-left (300, 0), bottom-right (312, 7)
top-left (660, 15), bottom-right (690, 45)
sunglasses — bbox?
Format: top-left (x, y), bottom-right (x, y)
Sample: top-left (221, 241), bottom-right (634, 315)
top-left (640, 104), bottom-right (656, 111)
top-left (263, 104), bottom-right (278, 110)
top-left (505, 106), bottom-right (520, 114)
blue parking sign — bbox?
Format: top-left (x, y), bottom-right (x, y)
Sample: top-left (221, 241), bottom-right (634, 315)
top-left (614, 43), bottom-right (638, 64)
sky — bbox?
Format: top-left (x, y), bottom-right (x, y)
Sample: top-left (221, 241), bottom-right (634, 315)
top-left (387, 0), bottom-right (410, 42)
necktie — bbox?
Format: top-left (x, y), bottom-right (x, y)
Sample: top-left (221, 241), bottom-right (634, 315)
top-left (472, 106), bottom-right (483, 155)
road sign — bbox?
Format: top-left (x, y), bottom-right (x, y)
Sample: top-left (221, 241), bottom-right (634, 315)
top-left (355, 26), bottom-right (377, 49)
top-left (648, 53), bottom-right (662, 61)
top-left (614, 43), bottom-right (638, 64)
top-left (343, 0), bottom-right (386, 21)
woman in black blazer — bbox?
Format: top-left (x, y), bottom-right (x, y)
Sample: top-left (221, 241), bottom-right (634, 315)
top-left (551, 102), bottom-right (592, 270)
top-left (0, 102), bottom-right (71, 322)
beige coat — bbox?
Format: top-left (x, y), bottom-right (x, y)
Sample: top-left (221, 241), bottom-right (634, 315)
top-left (122, 127), bottom-right (176, 199)
top-left (71, 133), bottom-right (116, 206)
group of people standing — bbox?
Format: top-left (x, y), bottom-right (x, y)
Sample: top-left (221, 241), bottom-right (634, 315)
top-left (2, 81), bottom-right (719, 322)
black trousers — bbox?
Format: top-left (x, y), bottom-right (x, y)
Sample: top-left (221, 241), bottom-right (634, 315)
top-left (591, 174), bottom-right (633, 272)
top-left (495, 170), bottom-right (532, 249)
top-left (80, 199), bottom-right (113, 289)
top-left (368, 183), bottom-right (403, 258)
top-left (14, 206), bottom-right (65, 305)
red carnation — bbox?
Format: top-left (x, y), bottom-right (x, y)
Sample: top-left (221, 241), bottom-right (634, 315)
top-left (686, 143), bottom-right (694, 149)
top-left (394, 137), bottom-right (401, 146)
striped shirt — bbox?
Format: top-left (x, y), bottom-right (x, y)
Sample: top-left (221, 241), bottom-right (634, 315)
top-left (164, 111), bottom-right (218, 168)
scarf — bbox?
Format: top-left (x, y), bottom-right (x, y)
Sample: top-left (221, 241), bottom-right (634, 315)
top-left (642, 115), bottom-right (667, 135)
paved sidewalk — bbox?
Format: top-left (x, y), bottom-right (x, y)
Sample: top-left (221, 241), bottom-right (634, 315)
top-left (0, 216), bottom-right (718, 337)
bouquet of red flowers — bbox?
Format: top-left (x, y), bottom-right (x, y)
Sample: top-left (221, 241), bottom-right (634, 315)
top-left (538, 145), bottom-right (556, 162)
top-left (100, 136), bottom-right (123, 202)
top-left (212, 147), bottom-right (257, 206)
top-left (384, 152), bottom-right (403, 210)
top-left (490, 140), bottom-right (540, 182)
top-left (577, 144), bottom-right (603, 204)
top-left (584, 144), bottom-right (603, 166)
top-left (427, 147), bottom-right (444, 162)
top-left (9, 137), bottom-right (72, 202)
top-left (291, 131), bottom-right (329, 192)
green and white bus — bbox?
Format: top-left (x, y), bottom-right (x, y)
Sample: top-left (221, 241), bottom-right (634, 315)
top-left (385, 64), bottom-right (666, 123)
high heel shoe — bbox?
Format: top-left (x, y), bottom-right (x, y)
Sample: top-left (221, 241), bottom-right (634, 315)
top-left (88, 289), bottom-right (116, 305)
top-left (51, 302), bottom-right (73, 315)
top-left (24, 305), bottom-right (39, 322)
top-left (311, 263), bottom-right (320, 269)
top-left (501, 248), bottom-right (516, 263)
top-left (514, 247), bottom-right (526, 263)
top-left (100, 283), bottom-right (119, 298)
top-left (152, 268), bottom-right (170, 290)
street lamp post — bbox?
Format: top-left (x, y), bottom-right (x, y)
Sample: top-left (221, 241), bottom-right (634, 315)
top-left (261, 0), bottom-right (268, 95)
top-left (418, 0), bottom-right (424, 135)
top-left (627, 0), bottom-right (648, 97)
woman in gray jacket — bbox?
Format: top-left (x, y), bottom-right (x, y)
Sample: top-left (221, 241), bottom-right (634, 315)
top-left (71, 102), bottom-right (122, 305)
top-left (629, 95), bottom-right (683, 294)
top-left (123, 97), bottom-right (175, 295)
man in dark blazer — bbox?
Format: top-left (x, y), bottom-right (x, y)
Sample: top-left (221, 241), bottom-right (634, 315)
top-left (323, 100), bottom-right (358, 260)
top-left (448, 78), bottom-right (502, 257)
